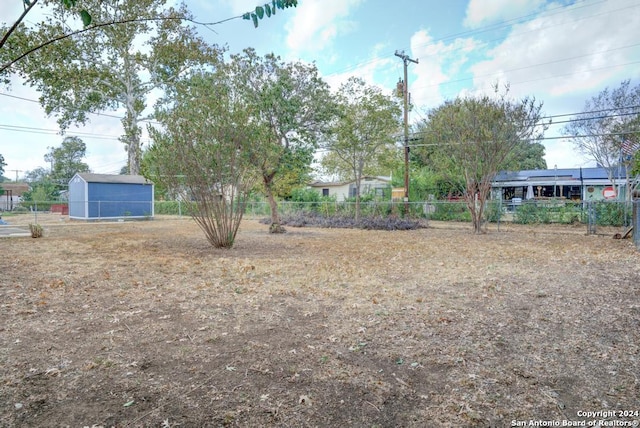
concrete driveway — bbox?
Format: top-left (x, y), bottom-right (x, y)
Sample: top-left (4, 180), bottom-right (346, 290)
top-left (0, 225), bottom-right (30, 237)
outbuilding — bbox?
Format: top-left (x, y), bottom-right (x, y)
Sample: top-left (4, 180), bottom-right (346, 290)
top-left (68, 173), bottom-right (154, 220)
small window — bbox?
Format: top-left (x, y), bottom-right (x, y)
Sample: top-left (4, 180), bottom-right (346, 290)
top-left (322, 188), bottom-right (329, 197)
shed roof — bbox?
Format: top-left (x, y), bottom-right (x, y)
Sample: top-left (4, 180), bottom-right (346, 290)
top-left (76, 173), bottom-right (152, 185)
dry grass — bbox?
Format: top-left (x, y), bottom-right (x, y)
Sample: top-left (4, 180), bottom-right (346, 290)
top-left (1, 213), bottom-right (639, 427)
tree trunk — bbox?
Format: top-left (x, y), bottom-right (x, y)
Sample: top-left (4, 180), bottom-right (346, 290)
top-left (263, 174), bottom-right (285, 234)
top-left (354, 177), bottom-right (361, 223)
top-left (465, 188), bottom-right (487, 234)
top-left (122, 101), bottom-right (142, 175)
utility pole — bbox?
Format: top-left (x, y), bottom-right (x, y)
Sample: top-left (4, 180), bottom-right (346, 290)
top-left (394, 50), bottom-right (418, 214)
top-left (9, 169), bottom-right (23, 182)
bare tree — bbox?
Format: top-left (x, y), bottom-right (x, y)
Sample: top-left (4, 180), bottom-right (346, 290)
top-left (563, 80), bottom-right (640, 198)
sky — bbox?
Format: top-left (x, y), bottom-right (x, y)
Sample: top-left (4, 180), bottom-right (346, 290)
top-left (1, 0), bottom-right (639, 181)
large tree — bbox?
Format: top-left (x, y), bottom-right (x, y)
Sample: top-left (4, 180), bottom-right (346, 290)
top-left (7, 0), bottom-right (219, 174)
top-left (147, 66), bottom-right (258, 248)
top-left (322, 77), bottom-right (401, 221)
top-left (45, 135), bottom-right (90, 186)
top-left (421, 88), bottom-right (546, 233)
top-left (228, 48), bottom-right (335, 233)
top-left (563, 80), bottom-right (640, 195)
top-left (0, 154), bottom-right (6, 177)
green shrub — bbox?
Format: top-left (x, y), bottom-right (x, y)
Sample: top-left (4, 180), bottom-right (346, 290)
top-left (430, 202), bottom-right (471, 222)
top-left (484, 200), bottom-right (503, 223)
top-left (594, 202), bottom-right (630, 227)
top-left (155, 200), bottom-right (182, 215)
top-left (513, 203), bottom-right (538, 224)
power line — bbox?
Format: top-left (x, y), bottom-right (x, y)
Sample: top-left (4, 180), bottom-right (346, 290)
top-left (412, 43), bottom-right (640, 93)
top-left (324, 0), bottom-right (633, 80)
top-left (0, 123), bottom-right (124, 140)
top-left (405, 130), bottom-right (640, 148)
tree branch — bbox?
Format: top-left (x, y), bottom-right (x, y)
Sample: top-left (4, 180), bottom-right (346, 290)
top-left (0, 0), bottom-right (39, 51)
top-left (1, 15), bottom-right (234, 74)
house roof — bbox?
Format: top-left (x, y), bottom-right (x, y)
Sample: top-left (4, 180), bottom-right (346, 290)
top-left (75, 173), bottom-right (152, 185)
top-left (309, 176), bottom-right (391, 187)
top-left (0, 183), bottom-right (30, 195)
top-left (493, 167), bottom-right (628, 183)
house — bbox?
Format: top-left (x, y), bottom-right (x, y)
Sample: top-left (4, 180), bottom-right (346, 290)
top-left (308, 176), bottom-right (391, 202)
top-left (0, 182), bottom-right (29, 211)
top-left (491, 167), bottom-right (631, 203)
top-left (68, 173), bottom-right (154, 220)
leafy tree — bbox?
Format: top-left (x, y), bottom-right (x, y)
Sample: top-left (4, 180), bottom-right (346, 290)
top-left (23, 166), bottom-right (50, 184)
top-left (45, 136), bottom-right (90, 186)
top-left (322, 77), bottom-right (401, 221)
top-left (563, 80), bottom-right (640, 195)
top-left (228, 48), bottom-right (336, 233)
top-left (8, 0), bottom-right (220, 174)
top-left (1, 0), bottom-right (299, 79)
top-left (504, 141), bottom-right (547, 170)
top-left (0, 153), bottom-right (6, 177)
top-left (147, 67), bottom-right (258, 249)
top-left (21, 176), bottom-right (58, 203)
top-left (420, 87), bottom-right (546, 233)
top-left (0, 0), bottom-right (91, 52)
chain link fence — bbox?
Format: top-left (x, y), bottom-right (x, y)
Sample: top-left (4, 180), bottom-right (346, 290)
top-left (2, 199), bottom-right (638, 247)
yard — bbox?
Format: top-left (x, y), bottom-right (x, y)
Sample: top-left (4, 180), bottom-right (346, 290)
top-left (1, 214), bottom-right (639, 427)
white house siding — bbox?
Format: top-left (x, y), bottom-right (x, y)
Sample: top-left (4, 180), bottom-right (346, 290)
top-left (309, 177), bottom-right (391, 202)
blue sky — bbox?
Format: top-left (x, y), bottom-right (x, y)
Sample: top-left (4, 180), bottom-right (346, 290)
top-left (1, 0), bottom-right (639, 180)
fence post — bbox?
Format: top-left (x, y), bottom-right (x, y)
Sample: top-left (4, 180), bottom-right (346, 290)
top-left (586, 201), bottom-right (596, 235)
top-left (633, 193), bottom-right (639, 250)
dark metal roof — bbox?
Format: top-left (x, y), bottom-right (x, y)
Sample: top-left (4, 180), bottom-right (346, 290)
top-left (494, 167), bottom-right (627, 182)
top-left (76, 173), bottom-right (152, 185)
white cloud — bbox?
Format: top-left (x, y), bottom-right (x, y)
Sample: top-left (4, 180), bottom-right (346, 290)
top-left (464, 0), bottom-right (545, 28)
top-left (409, 29), bottom-right (480, 110)
top-left (469, 1), bottom-right (640, 99)
top-left (284, 0), bottom-right (364, 53)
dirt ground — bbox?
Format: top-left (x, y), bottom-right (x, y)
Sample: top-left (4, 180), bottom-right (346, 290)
top-left (1, 213), bottom-right (639, 427)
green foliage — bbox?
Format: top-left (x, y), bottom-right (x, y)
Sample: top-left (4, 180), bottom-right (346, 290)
top-left (154, 201), bottom-right (183, 215)
top-left (0, 154), bottom-right (5, 177)
top-left (323, 77), bottom-right (401, 221)
top-left (21, 178), bottom-right (58, 207)
top-left (10, 0), bottom-right (220, 175)
top-left (243, 0), bottom-right (298, 28)
top-left (148, 66), bottom-right (257, 248)
top-left (227, 48), bottom-right (335, 231)
top-left (429, 202), bottom-right (471, 222)
top-left (484, 200), bottom-right (503, 223)
top-left (594, 201), bottom-right (629, 227)
top-left (512, 201), bottom-right (613, 225)
top-left (503, 141), bottom-right (547, 170)
top-left (415, 87), bottom-right (547, 233)
top-left (45, 136), bottom-right (90, 187)
top-left (406, 167), bottom-right (465, 201)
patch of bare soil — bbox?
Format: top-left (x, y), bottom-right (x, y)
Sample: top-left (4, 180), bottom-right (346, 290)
top-left (1, 214), bottom-right (639, 427)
